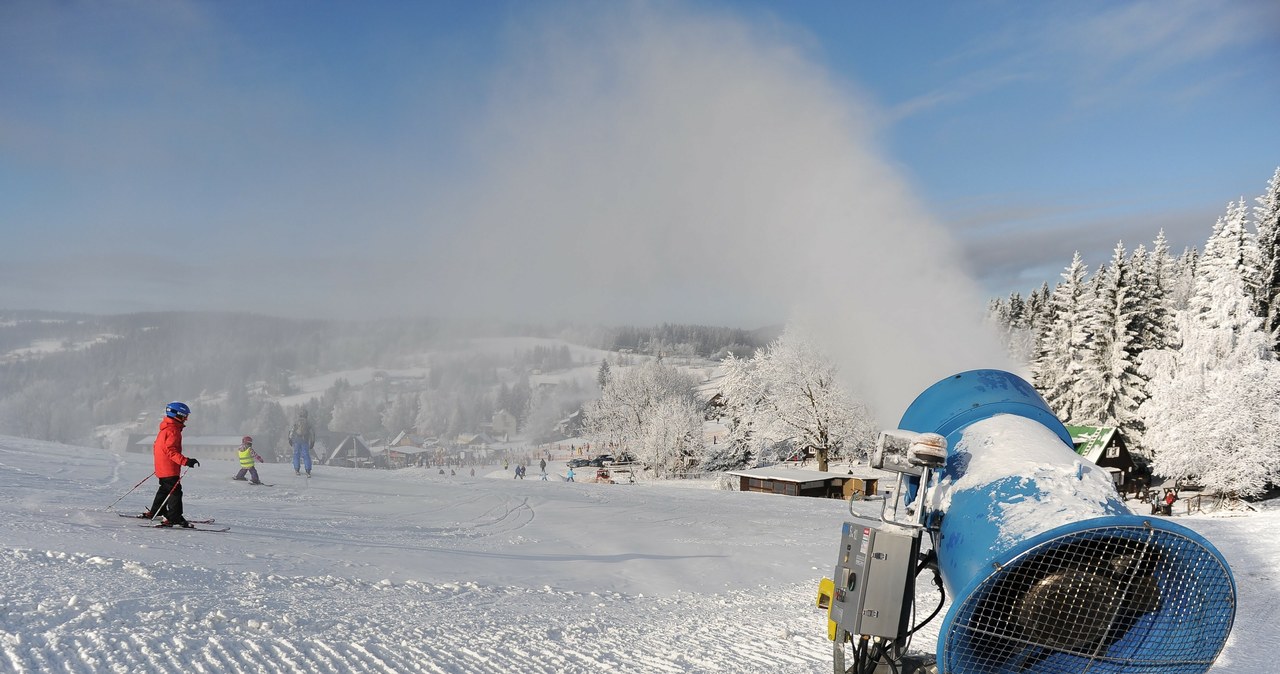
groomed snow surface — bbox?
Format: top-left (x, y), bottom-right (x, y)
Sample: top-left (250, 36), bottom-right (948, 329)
top-left (1, 436), bottom-right (1274, 673)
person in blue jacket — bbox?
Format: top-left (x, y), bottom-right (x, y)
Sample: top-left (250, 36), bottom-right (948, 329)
top-left (289, 409), bottom-right (315, 477)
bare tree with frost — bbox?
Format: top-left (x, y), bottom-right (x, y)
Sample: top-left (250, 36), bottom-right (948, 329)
top-left (583, 359), bottom-right (702, 477)
top-left (719, 328), bottom-right (873, 472)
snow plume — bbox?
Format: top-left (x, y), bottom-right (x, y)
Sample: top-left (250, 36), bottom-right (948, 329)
top-left (431, 2), bottom-right (1012, 424)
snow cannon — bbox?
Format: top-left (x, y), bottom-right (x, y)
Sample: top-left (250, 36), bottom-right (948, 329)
top-left (817, 369), bottom-right (1235, 674)
top-left (899, 369), bottom-right (1236, 674)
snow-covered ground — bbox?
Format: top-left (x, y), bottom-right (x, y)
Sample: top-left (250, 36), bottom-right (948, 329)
top-left (0, 435), bottom-right (1273, 673)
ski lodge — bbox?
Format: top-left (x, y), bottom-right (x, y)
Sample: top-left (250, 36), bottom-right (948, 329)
top-left (1067, 425), bottom-right (1138, 486)
top-left (726, 467), bottom-right (883, 500)
top-left (128, 434), bottom-right (245, 463)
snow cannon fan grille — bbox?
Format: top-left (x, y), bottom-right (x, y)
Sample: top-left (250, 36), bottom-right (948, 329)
top-left (941, 523), bottom-right (1235, 674)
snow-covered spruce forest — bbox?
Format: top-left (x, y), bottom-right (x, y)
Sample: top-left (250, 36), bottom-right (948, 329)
top-left (986, 167), bottom-right (1280, 499)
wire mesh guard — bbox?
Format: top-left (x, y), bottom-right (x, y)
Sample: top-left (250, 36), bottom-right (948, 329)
top-left (942, 525), bottom-right (1235, 674)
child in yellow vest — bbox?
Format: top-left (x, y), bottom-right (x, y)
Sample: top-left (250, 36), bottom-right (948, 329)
top-left (233, 436), bottom-right (265, 484)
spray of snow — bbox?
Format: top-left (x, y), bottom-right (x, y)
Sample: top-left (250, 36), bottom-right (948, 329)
top-left (425, 3), bottom-right (1013, 423)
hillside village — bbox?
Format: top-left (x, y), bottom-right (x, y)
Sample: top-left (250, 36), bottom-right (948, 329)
top-left (117, 343), bottom-right (732, 476)
top-left (0, 315), bottom-right (763, 478)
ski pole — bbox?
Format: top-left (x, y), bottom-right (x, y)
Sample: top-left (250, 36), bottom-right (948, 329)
top-left (150, 467), bottom-right (189, 521)
top-left (104, 471), bottom-right (155, 511)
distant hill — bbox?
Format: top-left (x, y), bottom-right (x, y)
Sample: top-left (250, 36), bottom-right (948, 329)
top-left (0, 311), bottom-right (766, 449)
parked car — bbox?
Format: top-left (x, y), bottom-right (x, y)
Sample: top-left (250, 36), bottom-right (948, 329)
top-left (588, 455), bottom-right (614, 467)
top-left (567, 458), bottom-right (592, 468)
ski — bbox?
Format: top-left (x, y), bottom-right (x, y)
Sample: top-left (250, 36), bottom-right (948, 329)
top-left (140, 523), bottom-right (230, 532)
top-left (118, 513), bottom-right (215, 523)
top-left (232, 479), bottom-right (275, 487)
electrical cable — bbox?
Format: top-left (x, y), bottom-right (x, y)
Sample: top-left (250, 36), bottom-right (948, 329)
top-left (901, 541), bottom-right (945, 639)
top-left (906, 567), bottom-right (946, 638)
top-left (881, 642), bottom-right (902, 674)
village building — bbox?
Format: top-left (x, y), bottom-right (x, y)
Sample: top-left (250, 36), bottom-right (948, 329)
top-left (129, 434), bottom-right (246, 463)
top-left (491, 409), bottom-right (518, 439)
top-left (1067, 425), bottom-right (1138, 487)
top-left (325, 434), bottom-right (373, 468)
top-left (726, 467), bottom-right (884, 500)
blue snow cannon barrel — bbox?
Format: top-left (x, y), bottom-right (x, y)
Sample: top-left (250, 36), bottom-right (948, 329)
top-left (898, 370), bottom-right (1236, 674)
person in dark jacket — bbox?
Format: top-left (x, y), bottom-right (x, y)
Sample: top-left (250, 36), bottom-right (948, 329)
top-left (289, 409), bottom-right (315, 477)
top-left (145, 402), bottom-right (199, 527)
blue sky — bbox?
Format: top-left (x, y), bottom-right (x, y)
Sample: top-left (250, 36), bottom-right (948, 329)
top-left (2, 0), bottom-right (1277, 326)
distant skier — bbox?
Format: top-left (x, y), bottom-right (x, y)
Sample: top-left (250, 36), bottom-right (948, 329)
top-left (566, 466), bottom-right (575, 482)
top-left (145, 402), bottom-right (198, 527)
top-left (539, 458), bottom-right (546, 473)
top-left (233, 436), bottom-right (265, 484)
top-left (289, 409), bottom-right (315, 477)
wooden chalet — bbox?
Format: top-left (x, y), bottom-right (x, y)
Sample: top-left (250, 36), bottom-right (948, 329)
top-left (325, 434), bottom-right (373, 468)
top-left (1067, 425), bottom-right (1137, 486)
top-left (726, 467), bottom-right (879, 500)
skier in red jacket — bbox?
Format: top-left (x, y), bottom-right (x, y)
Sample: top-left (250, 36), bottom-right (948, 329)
top-left (144, 402), bottom-right (200, 527)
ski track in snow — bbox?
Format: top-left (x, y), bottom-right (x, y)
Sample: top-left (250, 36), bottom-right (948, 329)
top-left (0, 546), bottom-right (831, 673)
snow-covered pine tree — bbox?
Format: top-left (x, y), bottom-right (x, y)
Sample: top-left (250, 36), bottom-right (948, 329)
top-left (1129, 244), bottom-right (1169, 354)
top-left (1196, 199), bottom-right (1259, 314)
top-left (986, 297), bottom-right (1007, 329)
top-left (1026, 282), bottom-right (1051, 326)
top-left (1168, 247), bottom-right (1199, 311)
top-left (1145, 232), bottom-right (1178, 350)
top-left (1079, 242), bottom-right (1148, 445)
top-left (1007, 291), bottom-right (1039, 364)
top-left (596, 358), bottom-right (611, 389)
top-left (1035, 252), bottom-right (1092, 423)
top-left (1253, 167), bottom-right (1280, 354)
top-left (987, 292), bottom-right (1039, 365)
top-left (1027, 281), bottom-right (1057, 373)
top-left (1140, 252), bottom-right (1280, 499)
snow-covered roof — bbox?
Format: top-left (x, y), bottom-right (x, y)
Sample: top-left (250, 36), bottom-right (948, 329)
top-left (327, 435), bottom-right (372, 462)
top-left (1067, 425), bottom-right (1121, 463)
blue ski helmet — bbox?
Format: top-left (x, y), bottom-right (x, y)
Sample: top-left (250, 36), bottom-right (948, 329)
top-left (165, 401), bottom-right (191, 419)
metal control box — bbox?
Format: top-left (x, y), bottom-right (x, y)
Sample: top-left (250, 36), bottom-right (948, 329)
top-left (828, 516), bottom-right (919, 639)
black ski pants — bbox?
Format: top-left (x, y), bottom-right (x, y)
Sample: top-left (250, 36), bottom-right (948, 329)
top-left (148, 476), bottom-right (184, 521)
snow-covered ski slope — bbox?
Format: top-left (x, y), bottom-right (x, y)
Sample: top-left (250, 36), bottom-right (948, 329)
top-left (1, 435), bottom-right (1274, 673)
